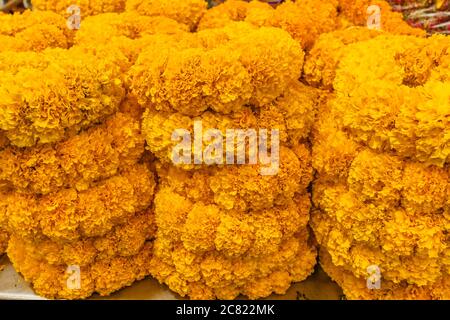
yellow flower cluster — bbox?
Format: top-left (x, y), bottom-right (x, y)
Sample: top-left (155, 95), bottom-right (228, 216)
top-left (303, 27), bottom-right (383, 90)
top-left (74, 12), bottom-right (189, 45)
top-left (199, 0), bottom-right (423, 50)
top-left (31, 0), bottom-right (126, 17)
top-left (311, 34), bottom-right (450, 299)
top-left (125, 0), bottom-right (207, 31)
top-left (148, 140), bottom-right (316, 299)
top-left (0, 10), bottom-right (71, 52)
top-left (0, 8), bottom-right (169, 297)
top-left (141, 81), bottom-right (318, 167)
top-left (334, 35), bottom-right (450, 166)
top-left (199, 0), bottom-right (339, 50)
top-left (338, 0), bottom-right (425, 36)
top-left (130, 23), bottom-right (304, 115)
top-left (0, 48), bottom-right (125, 147)
top-left (1, 0), bottom-right (447, 300)
top-left (0, 112), bottom-right (144, 195)
top-left (127, 21), bottom-right (319, 299)
top-left (31, 0), bottom-right (208, 31)
top-left (8, 226), bottom-right (154, 300)
top-left (0, 164), bottom-right (155, 242)
top-left (72, 12), bottom-right (190, 73)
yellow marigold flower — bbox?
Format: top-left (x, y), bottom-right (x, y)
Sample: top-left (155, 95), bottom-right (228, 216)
top-left (8, 237), bottom-right (153, 300)
top-left (1, 164), bottom-right (156, 242)
top-left (311, 89), bottom-right (450, 297)
top-left (155, 144), bottom-right (311, 212)
top-left (0, 112), bottom-right (144, 195)
top-left (126, 0), bottom-right (207, 31)
top-left (141, 81), bottom-right (319, 168)
top-left (199, 0), bottom-right (339, 50)
top-left (129, 24), bottom-right (303, 115)
top-left (267, 0), bottom-right (339, 50)
top-left (32, 0), bottom-right (126, 17)
top-left (198, 0), bottom-right (273, 30)
top-left (0, 47), bottom-right (125, 147)
top-left (149, 163), bottom-right (316, 299)
top-left (320, 249), bottom-right (450, 300)
top-left (303, 27), bottom-right (382, 90)
top-left (334, 35), bottom-right (450, 166)
top-left (0, 10), bottom-right (70, 52)
top-left (74, 12), bottom-right (189, 45)
top-left (8, 209), bottom-right (154, 267)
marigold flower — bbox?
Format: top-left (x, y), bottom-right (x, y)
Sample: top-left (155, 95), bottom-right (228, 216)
top-left (198, 0), bottom-right (273, 30)
top-left (303, 27), bottom-right (382, 89)
top-left (338, 0), bottom-right (426, 36)
top-left (334, 35), bottom-right (450, 166)
top-left (141, 81), bottom-right (319, 168)
top-left (155, 144), bottom-right (312, 212)
top-left (129, 24), bottom-right (303, 115)
top-left (9, 209), bottom-right (154, 267)
top-left (150, 163), bottom-right (316, 299)
top-left (74, 12), bottom-right (189, 45)
top-left (311, 77), bottom-right (450, 298)
top-left (320, 249), bottom-right (450, 300)
top-left (0, 112), bottom-right (144, 195)
top-left (32, 0), bottom-right (126, 17)
top-left (0, 47), bottom-right (125, 147)
top-left (126, 0), bottom-right (207, 31)
top-left (0, 10), bottom-right (70, 52)
top-left (8, 238), bottom-right (153, 300)
top-left (1, 164), bottom-right (156, 242)
top-left (199, 0), bottom-right (339, 50)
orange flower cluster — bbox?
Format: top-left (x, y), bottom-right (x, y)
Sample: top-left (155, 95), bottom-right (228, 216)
top-left (0, 48), bottom-right (125, 148)
top-left (0, 0), bottom-right (447, 301)
top-left (126, 0), bottom-right (208, 30)
top-left (199, 0), bottom-right (423, 50)
top-left (127, 20), bottom-right (319, 299)
top-left (311, 34), bottom-right (450, 299)
top-left (8, 210), bottom-right (155, 299)
top-left (0, 10), bottom-right (71, 52)
top-left (0, 8), bottom-right (162, 298)
top-left (31, 0), bottom-right (127, 17)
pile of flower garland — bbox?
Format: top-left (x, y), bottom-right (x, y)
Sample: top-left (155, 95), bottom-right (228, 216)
top-left (0, 0), bottom-right (448, 300)
top-left (310, 32), bottom-right (450, 299)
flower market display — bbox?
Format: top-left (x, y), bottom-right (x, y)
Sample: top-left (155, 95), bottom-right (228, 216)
top-left (0, 0), bottom-right (448, 301)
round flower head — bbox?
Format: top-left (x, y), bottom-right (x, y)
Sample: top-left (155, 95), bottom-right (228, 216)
top-left (0, 112), bottom-right (144, 195)
top-left (312, 82), bottom-right (450, 298)
top-left (1, 164), bottom-right (156, 242)
top-left (8, 237), bottom-right (153, 300)
top-left (126, 0), bottom-right (207, 31)
top-left (129, 24), bottom-right (304, 115)
top-left (333, 35), bottom-right (450, 166)
top-left (303, 27), bottom-right (382, 90)
top-left (320, 249), bottom-right (450, 300)
top-left (0, 10), bottom-right (70, 52)
top-left (0, 47), bottom-right (125, 147)
top-left (149, 161), bottom-right (316, 299)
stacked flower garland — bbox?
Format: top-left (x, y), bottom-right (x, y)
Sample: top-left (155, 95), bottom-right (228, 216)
top-left (310, 32), bottom-right (450, 299)
top-left (0, 0), bottom-right (448, 300)
top-left (128, 21), bottom-right (318, 300)
top-left (0, 8), bottom-right (166, 299)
